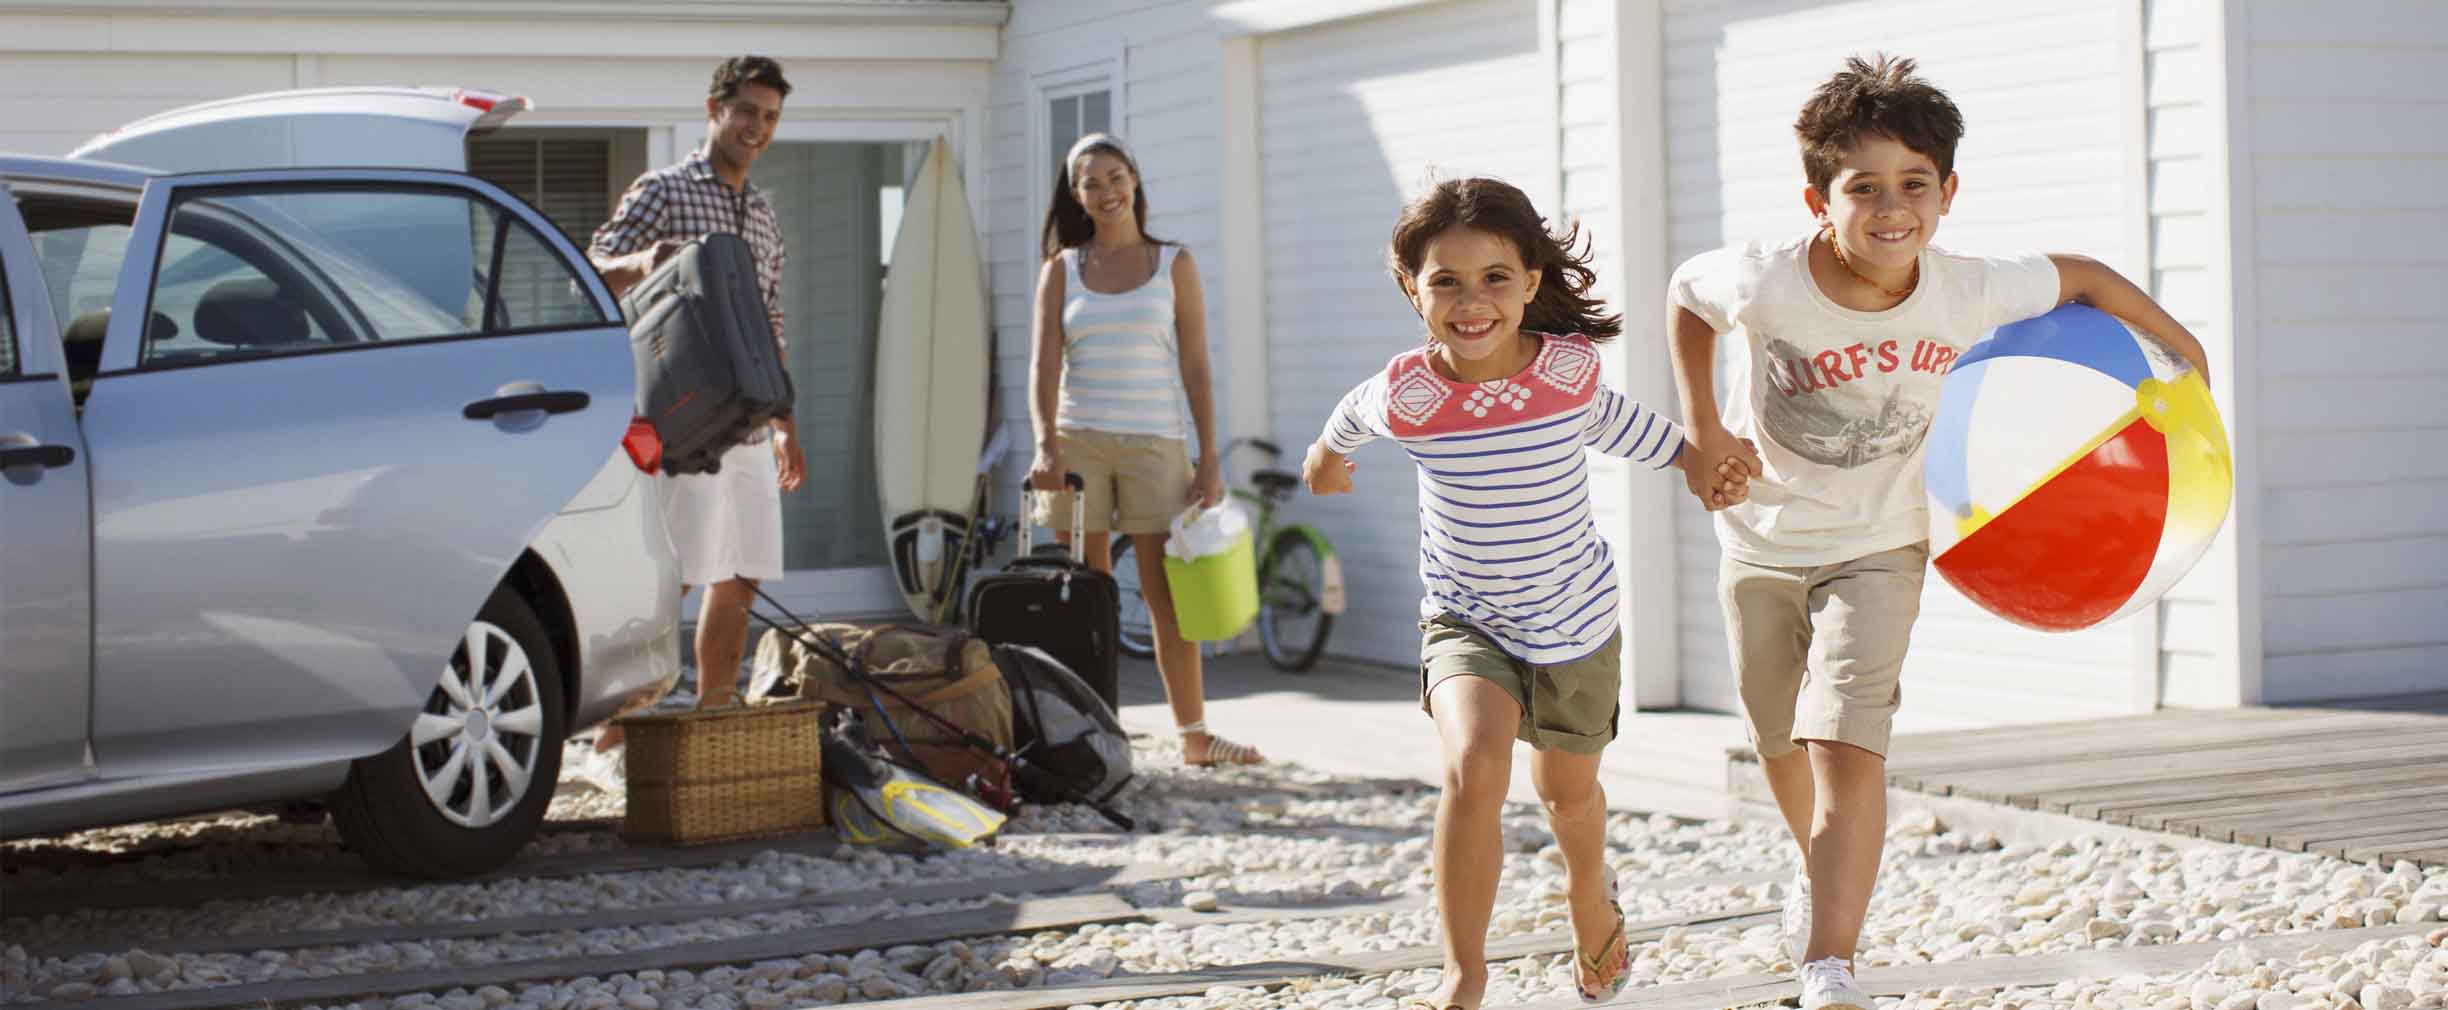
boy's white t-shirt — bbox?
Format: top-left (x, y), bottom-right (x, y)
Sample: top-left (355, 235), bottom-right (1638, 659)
top-left (1670, 234), bottom-right (2060, 567)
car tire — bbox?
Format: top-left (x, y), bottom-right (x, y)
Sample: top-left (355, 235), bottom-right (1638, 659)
top-left (330, 585), bottom-right (567, 878)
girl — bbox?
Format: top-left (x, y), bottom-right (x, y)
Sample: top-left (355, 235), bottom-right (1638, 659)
top-left (1029, 132), bottom-right (1262, 768)
top-left (1302, 178), bottom-right (1749, 1009)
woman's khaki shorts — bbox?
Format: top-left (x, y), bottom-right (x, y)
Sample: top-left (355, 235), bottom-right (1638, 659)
top-left (1418, 614), bottom-right (1621, 755)
top-left (1031, 429), bottom-right (1192, 536)
top-left (1719, 542), bottom-right (1929, 760)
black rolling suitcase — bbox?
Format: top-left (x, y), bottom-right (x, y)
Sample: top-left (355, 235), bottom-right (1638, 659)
top-left (622, 232), bottom-right (795, 475)
top-left (964, 474), bottom-right (1122, 713)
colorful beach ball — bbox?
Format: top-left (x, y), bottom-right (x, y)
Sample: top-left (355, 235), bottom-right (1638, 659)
top-left (1924, 302), bottom-right (2233, 632)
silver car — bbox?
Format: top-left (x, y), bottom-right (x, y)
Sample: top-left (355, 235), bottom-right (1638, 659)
top-left (0, 144), bottom-right (679, 876)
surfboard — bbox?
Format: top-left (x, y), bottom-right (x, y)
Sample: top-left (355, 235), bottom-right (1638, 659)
top-left (875, 135), bottom-right (990, 622)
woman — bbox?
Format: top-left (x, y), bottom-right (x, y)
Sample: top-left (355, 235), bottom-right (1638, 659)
top-left (1028, 132), bottom-right (1261, 768)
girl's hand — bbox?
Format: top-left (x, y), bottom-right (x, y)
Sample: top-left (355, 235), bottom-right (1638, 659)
top-left (1302, 441), bottom-right (1355, 495)
top-left (1027, 447), bottom-right (1066, 492)
top-left (1187, 454), bottom-right (1226, 508)
top-left (1679, 428), bottom-right (1760, 511)
top-left (1709, 449), bottom-right (1753, 508)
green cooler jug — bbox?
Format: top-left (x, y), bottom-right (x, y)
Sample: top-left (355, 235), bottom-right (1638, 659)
top-left (1162, 504), bottom-right (1259, 641)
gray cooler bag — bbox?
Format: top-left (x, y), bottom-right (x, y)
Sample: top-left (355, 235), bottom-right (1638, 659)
top-left (621, 232), bottom-right (795, 475)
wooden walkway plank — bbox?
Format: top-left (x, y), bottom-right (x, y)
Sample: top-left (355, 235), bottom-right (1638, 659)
top-left (74, 893), bottom-right (1143, 1010)
top-left (1880, 708), bottom-right (2270, 754)
top-left (1883, 711), bottom-right (2425, 788)
top-left (2094, 772), bottom-right (2448, 829)
top-left (21, 863), bottom-right (1175, 961)
top-left (3, 831), bottom-right (845, 920)
top-left (859, 906), bottom-right (1779, 1010)
top-left (2216, 791), bottom-right (2448, 848)
top-left (2327, 825), bottom-right (2448, 863)
top-left (1540, 921), bottom-right (2441, 1010)
top-left (2377, 844), bottom-right (2448, 865)
top-left (2060, 761), bottom-right (2448, 821)
top-left (1945, 737), bottom-right (2448, 809)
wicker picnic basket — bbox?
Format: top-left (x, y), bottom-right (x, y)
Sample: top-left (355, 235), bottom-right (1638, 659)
top-left (619, 699), bottom-right (827, 846)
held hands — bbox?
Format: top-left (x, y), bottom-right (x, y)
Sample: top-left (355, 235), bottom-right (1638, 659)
top-left (1302, 441), bottom-right (1356, 495)
top-left (1679, 427), bottom-right (1761, 511)
top-left (1187, 454), bottom-right (1226, 509)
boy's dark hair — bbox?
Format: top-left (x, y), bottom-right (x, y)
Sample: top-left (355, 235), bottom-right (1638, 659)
top-left (710, 56), bottom-right (792, 103)
top-left (1040, 135), bottom-right (1166, 258)
top-left (1795, 54), bottom-right (1962, 193)
top-left (1388, 177), bottom-right (1621, 344)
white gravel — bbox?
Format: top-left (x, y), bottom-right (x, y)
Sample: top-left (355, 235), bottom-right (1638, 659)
top-left (5, 732), bottom-right (2444, 1010)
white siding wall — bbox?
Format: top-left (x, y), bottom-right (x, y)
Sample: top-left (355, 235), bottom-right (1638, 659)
top-left (2241, 0), bottom-right (2448, 701)
top-left (983, 0), bottom-right (1228, 523)
top-left (2142, 0), bottom-right (2235, 706)
top-left (1661, 0), bottom-right (2150, 726)
top-left (1256, 0), bottom-right (1552, 666)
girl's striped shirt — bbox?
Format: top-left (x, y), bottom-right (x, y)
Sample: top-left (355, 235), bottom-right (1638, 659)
top-left (1319, 333), bottom-right (1684, 665)
top-left (1055, 243), bottom-right (1188, 440)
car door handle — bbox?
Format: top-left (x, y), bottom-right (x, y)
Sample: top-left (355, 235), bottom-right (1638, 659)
top-left (462, 390), bottom-right (590, 420)
top-left (0, 444), bottom-right (75, 470)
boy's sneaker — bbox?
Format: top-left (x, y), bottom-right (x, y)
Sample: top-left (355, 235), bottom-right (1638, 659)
top-left (1781, 868), bottom-right (1811, 963)
top-left (1799, 957), bottom-right (1873, 1010)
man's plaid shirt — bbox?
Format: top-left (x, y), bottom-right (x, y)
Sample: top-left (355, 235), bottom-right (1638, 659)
top-left (591, 147), bottom-right (788, 355)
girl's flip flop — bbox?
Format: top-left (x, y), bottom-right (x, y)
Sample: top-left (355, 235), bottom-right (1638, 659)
top-left (1574, 867), bottom-right (1632, 1003)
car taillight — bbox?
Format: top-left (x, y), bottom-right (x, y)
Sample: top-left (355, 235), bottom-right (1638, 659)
top-left (622, 417), bottom-right (662, 474)
top-left (453, 88), bottom-right (505, 113)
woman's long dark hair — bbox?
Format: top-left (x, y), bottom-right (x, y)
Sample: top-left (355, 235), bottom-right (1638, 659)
top-left (1388, 177), bottom-right (1620, 343)
top-left (1039, 133), bottom-right (1166, 259)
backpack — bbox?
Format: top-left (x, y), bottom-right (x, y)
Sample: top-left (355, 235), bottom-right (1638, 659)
top-left (990, 643), bottom-right (1133, 808)
top-left (751, 623), bottom-right (1014, 802)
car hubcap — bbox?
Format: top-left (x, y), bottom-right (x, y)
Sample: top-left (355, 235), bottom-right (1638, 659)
top-left (413, 622), bottom-right (545, 828)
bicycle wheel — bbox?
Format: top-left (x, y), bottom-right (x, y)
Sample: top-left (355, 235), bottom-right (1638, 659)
top-left (1108, 535), bottom-right (1158, 660)
top-left (1258, 532), bottom-right (1334, 672)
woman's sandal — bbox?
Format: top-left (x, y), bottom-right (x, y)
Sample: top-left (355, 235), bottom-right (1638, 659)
top-left (1398, 999), bottom-right (1467, 1010)
top-left (1179, 720), bottom-right (1264, 767)
top-left (1573, 868), bottom-right (1632, 1003)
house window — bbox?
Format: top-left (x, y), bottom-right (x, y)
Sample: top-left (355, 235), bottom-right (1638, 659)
top-left (1048, 88), bottom-right (1112, 175)
top-left (1034, 60), bottom-right (1122, 225)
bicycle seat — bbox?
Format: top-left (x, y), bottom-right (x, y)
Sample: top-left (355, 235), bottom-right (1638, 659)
top-left (1251, 469), bottom-right (1300, 497)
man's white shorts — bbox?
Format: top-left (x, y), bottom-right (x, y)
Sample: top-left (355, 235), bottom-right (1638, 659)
top-left (659, 439), bottom-right (784, 587)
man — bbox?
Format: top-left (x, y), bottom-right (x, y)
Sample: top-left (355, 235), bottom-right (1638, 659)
top-left (590, 55), bottom-right (806, 743)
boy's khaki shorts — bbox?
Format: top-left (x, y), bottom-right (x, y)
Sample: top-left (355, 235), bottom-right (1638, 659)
top-left (1418, 614), bottom-right (1621, 755)
top-left (1719, 542), bottom-right (1928, 760)
top-left (1031, 429), bottom-right (1192, 536)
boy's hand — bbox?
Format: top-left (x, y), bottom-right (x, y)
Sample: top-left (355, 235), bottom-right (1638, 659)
top-left (1680, 427), bottom-right (1761, 511)
top-left (1302, 441), bottom-right (1355, 495)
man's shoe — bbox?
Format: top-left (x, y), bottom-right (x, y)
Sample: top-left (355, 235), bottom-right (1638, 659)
top-left (1799, 957), bottom-right (1873, 1010)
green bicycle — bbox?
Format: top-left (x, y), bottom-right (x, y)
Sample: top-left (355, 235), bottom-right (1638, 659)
top-left (1110, 437), bottom-right (1345, 671)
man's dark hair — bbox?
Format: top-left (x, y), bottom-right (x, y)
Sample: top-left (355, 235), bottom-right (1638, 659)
top-left (1795, 54), bottom-right (1963, 194)
top-left (710, 56), bottom-right (791, 103)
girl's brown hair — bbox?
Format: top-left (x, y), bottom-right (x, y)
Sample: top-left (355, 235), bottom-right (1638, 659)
top-left (1039, 133), bottom-right (1166, 258)
top-left (1388, 177), bottom-right (1620, 343)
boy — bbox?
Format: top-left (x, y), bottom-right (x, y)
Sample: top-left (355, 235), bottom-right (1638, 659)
top-left (1665, 54), bottom-right (2210, 1010)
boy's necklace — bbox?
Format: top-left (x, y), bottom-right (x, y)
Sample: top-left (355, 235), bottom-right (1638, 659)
top-left (1820, 224), bottom-right (1918, 300)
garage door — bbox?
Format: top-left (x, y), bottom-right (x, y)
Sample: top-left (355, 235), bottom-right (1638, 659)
top-left (1663, 0), bottom-right (2144, 724)
top-left (1259, 0), bottom-right (1550, 667)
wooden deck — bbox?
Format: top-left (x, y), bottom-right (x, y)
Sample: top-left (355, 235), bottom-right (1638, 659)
top-left (1740, 692), bottom-right (2448, 867)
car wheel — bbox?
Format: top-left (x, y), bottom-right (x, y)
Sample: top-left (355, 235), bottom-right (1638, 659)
top-left (330, 585), bottom-right (566, 878)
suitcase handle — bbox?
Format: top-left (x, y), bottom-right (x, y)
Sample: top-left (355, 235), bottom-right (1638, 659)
top-left (1017, 472), bottom-right (1087, 563)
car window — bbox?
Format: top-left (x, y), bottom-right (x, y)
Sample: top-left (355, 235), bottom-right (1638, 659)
top-left (142, 185), bottom-right (606, 368)
top-left (25, 209), bottom-right (136, 404)
top-left (0, 257), bottom-right (15, 377)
